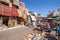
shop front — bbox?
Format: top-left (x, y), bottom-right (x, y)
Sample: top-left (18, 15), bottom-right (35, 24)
top-left (0, 2), bottom-right (18, 27)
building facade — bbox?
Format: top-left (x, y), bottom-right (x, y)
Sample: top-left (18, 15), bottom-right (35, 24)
top-left (0, 0), bottom-right (10, 3)
top-left (0, 0), bottom-right (19, 26)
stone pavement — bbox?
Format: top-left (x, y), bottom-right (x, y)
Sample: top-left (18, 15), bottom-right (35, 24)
top-left (0, 25), bottom-right (58, 40)
top-left (0, 25), bottom-right (33, 40)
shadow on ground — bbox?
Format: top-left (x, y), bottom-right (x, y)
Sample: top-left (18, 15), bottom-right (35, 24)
top-left (45, 34), bottom-right (57, 40)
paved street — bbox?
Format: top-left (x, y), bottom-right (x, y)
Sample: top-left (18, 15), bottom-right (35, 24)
top-left (0, 25), bottom-right (33, 40)
top-left (0, 0), bottom-right (60, 40)
top-left (0, 26), bottom-right (58, 40)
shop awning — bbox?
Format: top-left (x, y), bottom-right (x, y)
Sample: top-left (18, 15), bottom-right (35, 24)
top-left (0, 10), bottom-right (2, 15)
top-left (0, 3), bottom-right (18, 17)
top-left (0, 4), bottom-right (2, 15)
top-left (0, 4), bottom-right (11, 16)
top-left (11, 7), bottom-right (18, 16)
top-left (2, 4), bottom-right (11, 16)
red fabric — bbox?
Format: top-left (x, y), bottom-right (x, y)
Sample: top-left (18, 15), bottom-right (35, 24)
top-left (0, 4), bottom-right (18, 16)
top-left (0, 10), bottom-right (2, 15)
top-left (11, 7), bottom-right (18, 16)
top-left (0, 4), bottom-right (2, 15)
top-left (3, 5), bottom-right (11, 16)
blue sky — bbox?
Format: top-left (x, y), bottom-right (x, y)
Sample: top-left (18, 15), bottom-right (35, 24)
top-left (20, 0), bottom-right (60, 17)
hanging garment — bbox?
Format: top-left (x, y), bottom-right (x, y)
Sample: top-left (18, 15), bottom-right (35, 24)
top-left (30, 15), bottom-right (36, 22)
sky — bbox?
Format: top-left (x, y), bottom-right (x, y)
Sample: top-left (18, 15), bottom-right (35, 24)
top-left (20, 0), bottom-right (60, 17)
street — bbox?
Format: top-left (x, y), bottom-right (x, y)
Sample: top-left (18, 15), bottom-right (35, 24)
top-left (0, 0), bottom-right (60, 40)
top-left (0, 25), bottom-right (33, 40)
top-left (0, 25), bottom-right (58, 40)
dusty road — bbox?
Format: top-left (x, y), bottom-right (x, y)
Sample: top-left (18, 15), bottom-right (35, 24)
top-left (0, 26), bottom-right (58, 40)
top-left (0, 26), bottom-right (33, 40)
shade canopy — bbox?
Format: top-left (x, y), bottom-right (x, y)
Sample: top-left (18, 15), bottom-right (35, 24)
top-left (0, 3), bottom-right (18, 17)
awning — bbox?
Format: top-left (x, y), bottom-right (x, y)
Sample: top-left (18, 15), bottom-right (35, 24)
top-left (0, 4), bottom-right (2, 15)
top-left (0, 10), bottom-right (2, 15)
top-left (2, 4), bottom-right (11, 16)
top-left (11, 7), bottom-right (18, 16)
top-left (0, 4), bottom-right (11, 16)
top-left (0, 3), bottom-right (18, 17)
